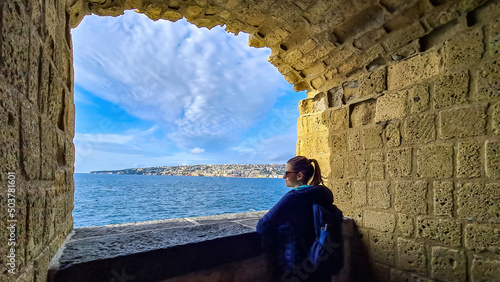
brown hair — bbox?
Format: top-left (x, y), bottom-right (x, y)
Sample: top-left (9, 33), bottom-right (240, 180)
top-left (287, 156), bottom-right (323, 186)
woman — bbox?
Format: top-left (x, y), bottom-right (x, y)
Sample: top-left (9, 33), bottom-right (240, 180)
top-left (257, 156), bottom-right (334, 282)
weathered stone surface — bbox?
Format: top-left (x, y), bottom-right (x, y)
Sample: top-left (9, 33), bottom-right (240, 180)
top-left (417, 218), bottom-right (462, 247)
top-left (397, 214), bottom-right (414, 238)
top-left (331, 153), bottom-right (344, 179)
top-left (407, 84), bottom-right (429, 114)
top-left (397, 238), bottom-right (426, 274)
top-left (433, 181), bottom-right (453, 216)
top-left (375, 90), bottom-right (407, 122)
top-left (456, 141), bottom-right (482, 178)
top-left (387, 51), bottom-right (440, 90)
top-left (352, 181), bottom-right (367, 207)
top-left (433, 69), bottom-right (469, 109)
top-left (369, 231), bottom-right (395, 265)
top-left (475, 60), bottom-right (500, 101)
top-left (331, 180), bottom-right (351, 205)
top-left (465, 224), bottom-right (500, 253)
top-left (471, 255), bottom-right (500, 281)
top-left (402, 112), bottom-right (436, 144)
top-left (431, 247), bottom-right (466, 281)
top-left (416, 144), bottom-right (453, 178)
top-left (362, 125), bottom-right (383, 149)
top-left (492, 101), bottom-right (500, 135)
top-left (348, 129), bottom-right (361, 151)
top-left (387, 147), bottom-right (412, 177)
top-left (350, 100), bottom-right (376, 127)
top-left (384, 121), bottom-right (401, 147)
top-left (457, 182), bottom-right (500, 223)
top-left (345, 152), bottom-right (368, 179)
top-left (439, 104), bottom-right (487, 139)
top-left (21, 101), bottom-right (41, 180)
top-left (330, 132), bottom-right (347, 153)
top-left (486, 140), bottom-right (500, 179)
top-left (359, 67), bottom-right (387, 98)
top-left (443, 28), bottom-right (483, 69)
top-left (394, 180), bottom-right (427, 216)
top-left (370, 162), bottom-right (385, 180)
top-left (368, 181), bottom-right (391, 209)
top-left (364, 210), bottom-right (396, 232)
top-left (328, 107), bottom-right (348, 131)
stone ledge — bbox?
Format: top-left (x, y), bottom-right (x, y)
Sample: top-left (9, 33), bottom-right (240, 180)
top-left (48, 211), bottom-right (266, 282)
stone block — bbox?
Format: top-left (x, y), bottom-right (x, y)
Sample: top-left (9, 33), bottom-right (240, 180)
top-left (40, 117), bottom-right (56, 180)
top-left (465, 224), bottom-right (500, 253)
top-left (345, 152), bottom-right (368, 179)
top-left (26, 187), bottom-right (45, 262)
top-left (397, 238), bottom-right (426, 274)
top-left (370, 162), bottom-right (385, 180)
top-left (328, 107), bottom-right (348, 131)
top-left (408, 84), bottom-right (429, 114)
top-left (488, 20), bottom-right (500, 58)
top-left (387, 51), bottom-right (440, 90)
top-left (28, 29), bottom-right (41, 106)
top-left (433, 181), bottom-right (453, 216)
top-left (397, 214), bottom-right (414, 238)
top-left (486, 140), bottom-right (500, 179)
top-left (21, 101), bottom-right (40, 180)
top-left (364, 210), bottom-right (396, 232)
top-left (350, 100), bottom-right (376, 127)
top-left (299, 98), bottom-right (315, 115)
top-left (416, 144), bottom-right (453, 178)
top-left (0, 86), bottom-right (19, 175)
top-left (369, 231), bottom-right (395, 265)
top-left (492, 101), bottom-right (500, 135)
top-left (431, 246), bottom-right (466, 281)
top-left (394, 180), bottom-right (427, 215)
top-left (375, 90), bottom-right (407, 122)
top-left (457, 182), bottom-right (500, 223)
top-left (1, 2), bottom-right (29, 93)
top-left (331, 180), bottom-right (351, 205)
top-left (371, 152), bottom-right (384, 162)
top-left (331, 153), bottom-right (344, 179)
top-left (384, 121), bottom-right (400, 147)
top-left (354, 28), bottom-right (386, 50)
top-left (327, 87), bottom-right (344, 109)
top-left (383, 22), bottom-right (426, 52)
top-left (311, 76), bottom-right (325, 90)
top-left (433, 70), bottom-right (469, 109)
top-left (471, 255), bottom-right (500, 281)
top-left (315, 134), bottom-right (329, 154)
top-left (343, 80), bottom-right (359, 104)
top-left (352, 181), bottom-right (367, 207)
top-left (359, 67), bottom-right (387, 98)
top-left (362, 125), bottom-right (383, 150)
top-left (302, 62), bottom-right (325, 78)
top-left (457, 141), bottom-right (482, 178)
top-left (416, 218), bottom-right (462, 247)
top-left (368, 181), bottom-right (391, 209)
top-left (439, 104), bottom-right (487, 139)
top-left (402, 113), bottom-right (436, 144)
top-left (330, 132), bottom-right (347, 153)
top-left (443, 28), bottom-right (483, 69)
top-left (386, 147), bottom-right (412, 177)
top-left (347, 129), bottom-right (360, 151)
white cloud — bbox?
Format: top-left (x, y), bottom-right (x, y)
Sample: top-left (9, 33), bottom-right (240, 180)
top-left (72, 11), bottom-right (287, 150)
top-left (190, 147), bottom-right (205, 154)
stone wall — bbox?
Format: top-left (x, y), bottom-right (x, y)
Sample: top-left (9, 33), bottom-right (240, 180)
top-left (1, 0), bottom-right (499, 281)
top-left (0, 0), bottom-right (75, 281)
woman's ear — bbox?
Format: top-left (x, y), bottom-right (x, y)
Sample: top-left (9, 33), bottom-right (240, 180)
top-left (297, 172), bottom-right (304, 182)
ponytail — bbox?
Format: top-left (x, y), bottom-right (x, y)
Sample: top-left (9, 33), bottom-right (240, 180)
top-left (287, 156), bottom-right (324, 186)
top-left (309, 159), bottom-right (324, 186)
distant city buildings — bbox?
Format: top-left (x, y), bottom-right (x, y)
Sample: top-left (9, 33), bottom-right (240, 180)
top-left (91, 164), bottom-right (286, 178)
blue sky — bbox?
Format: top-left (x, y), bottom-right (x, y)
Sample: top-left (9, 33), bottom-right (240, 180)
top-left (72, 11), bottom-right (306, 173)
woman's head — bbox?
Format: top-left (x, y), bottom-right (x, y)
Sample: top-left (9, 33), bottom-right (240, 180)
top-left (283, 156), bottom-right (323, 187)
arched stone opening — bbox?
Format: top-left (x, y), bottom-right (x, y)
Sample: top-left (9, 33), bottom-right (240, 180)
top-left (1, 0), bottom-right (499, 281)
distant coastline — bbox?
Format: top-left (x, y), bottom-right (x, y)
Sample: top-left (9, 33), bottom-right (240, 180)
top-left (90, 163), bottom-right (285, 178)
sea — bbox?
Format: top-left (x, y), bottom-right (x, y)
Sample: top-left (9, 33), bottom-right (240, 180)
top-left (73, 173), bottom-right (290, 228)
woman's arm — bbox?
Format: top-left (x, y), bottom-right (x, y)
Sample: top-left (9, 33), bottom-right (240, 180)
top-left (256, 191), bottom-right (295, 235)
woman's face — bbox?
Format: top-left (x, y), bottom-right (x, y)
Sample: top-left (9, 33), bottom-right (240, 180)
top-left (283, 163), bottom-right (302, 188)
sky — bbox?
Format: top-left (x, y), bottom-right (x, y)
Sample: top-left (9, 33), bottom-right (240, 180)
top-left (72, 10), bottom-right (306, 173)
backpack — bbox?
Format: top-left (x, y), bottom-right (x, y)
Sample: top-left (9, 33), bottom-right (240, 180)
top-left (308, 203), bottom-right (344, 275)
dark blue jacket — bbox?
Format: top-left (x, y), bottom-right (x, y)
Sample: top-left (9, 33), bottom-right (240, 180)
top-left (256, 185), bottom-right (334, 278)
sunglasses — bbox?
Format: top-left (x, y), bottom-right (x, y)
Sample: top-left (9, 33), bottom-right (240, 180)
top-left (284, 171), bottom-right (297, 177)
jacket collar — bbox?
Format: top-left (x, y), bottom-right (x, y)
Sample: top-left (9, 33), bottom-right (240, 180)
top-left (294, 184), bottom-right (312, 191)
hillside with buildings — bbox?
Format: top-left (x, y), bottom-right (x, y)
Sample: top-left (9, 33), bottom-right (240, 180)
top-left (90, 164), bottom-right (286, 178)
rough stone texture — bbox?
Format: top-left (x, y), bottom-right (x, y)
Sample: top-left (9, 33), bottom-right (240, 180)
top-left (352, 181), bottom-right (367, 208)
top-left (464, 224), bottom-right (500, 253)
top-left (456, 141), bottom-right (482, 178)
top-left (433, 181), bottom-right (454, 216)
top-left (397, 214), bottom-right (414, 238)
top-left (439, 104), bottom-right (487, 139)
top-left (345, 152), bottom-right (368, 179)
top-left (475, 60), bottom-right (500, 100)
top-left (364, 210), bottom-right (396, 233)
top-left (407, 84), bottom-right (429, 114)
top-left (471, 255), bottom-right (500, 282)
top-left (457, 182), bottom-right (500, 223)
top-left (369, 231), bottom-right (395, 265)
top-left (384, 121), bottom-right (401, 147)
top-left (486, 140), bottom-right (500, 178)
top-left (362, 125), bottom-right (383, 150)
top-left (443, 28), bottom-right (484, 69)
top-left (394, 180), bottom-right (427, 216)
top-left (375, 90), bottom-right (407, 123)
top-left (416, 144), bottom-right (453, 178)
top-left (397, 238), bottom-right (426, 274)
top-left (431, 247), bottom-right (466, 281)
top-left (402, 112), bottom-right (436, 144)
top-left (433, 69), bottom-right (469, 109)
top-left (416, 218), bottom-right (462, 247)
top-left (387, 147), bottom-right (412, 177)
top-left (387, 51), bottom-right (440, 90)
top-left (368, 181), bottom-right (391, 209)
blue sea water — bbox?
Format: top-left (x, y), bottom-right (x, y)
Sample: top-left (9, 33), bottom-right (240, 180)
top-left (73, 173), bottom-right (290, 228)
